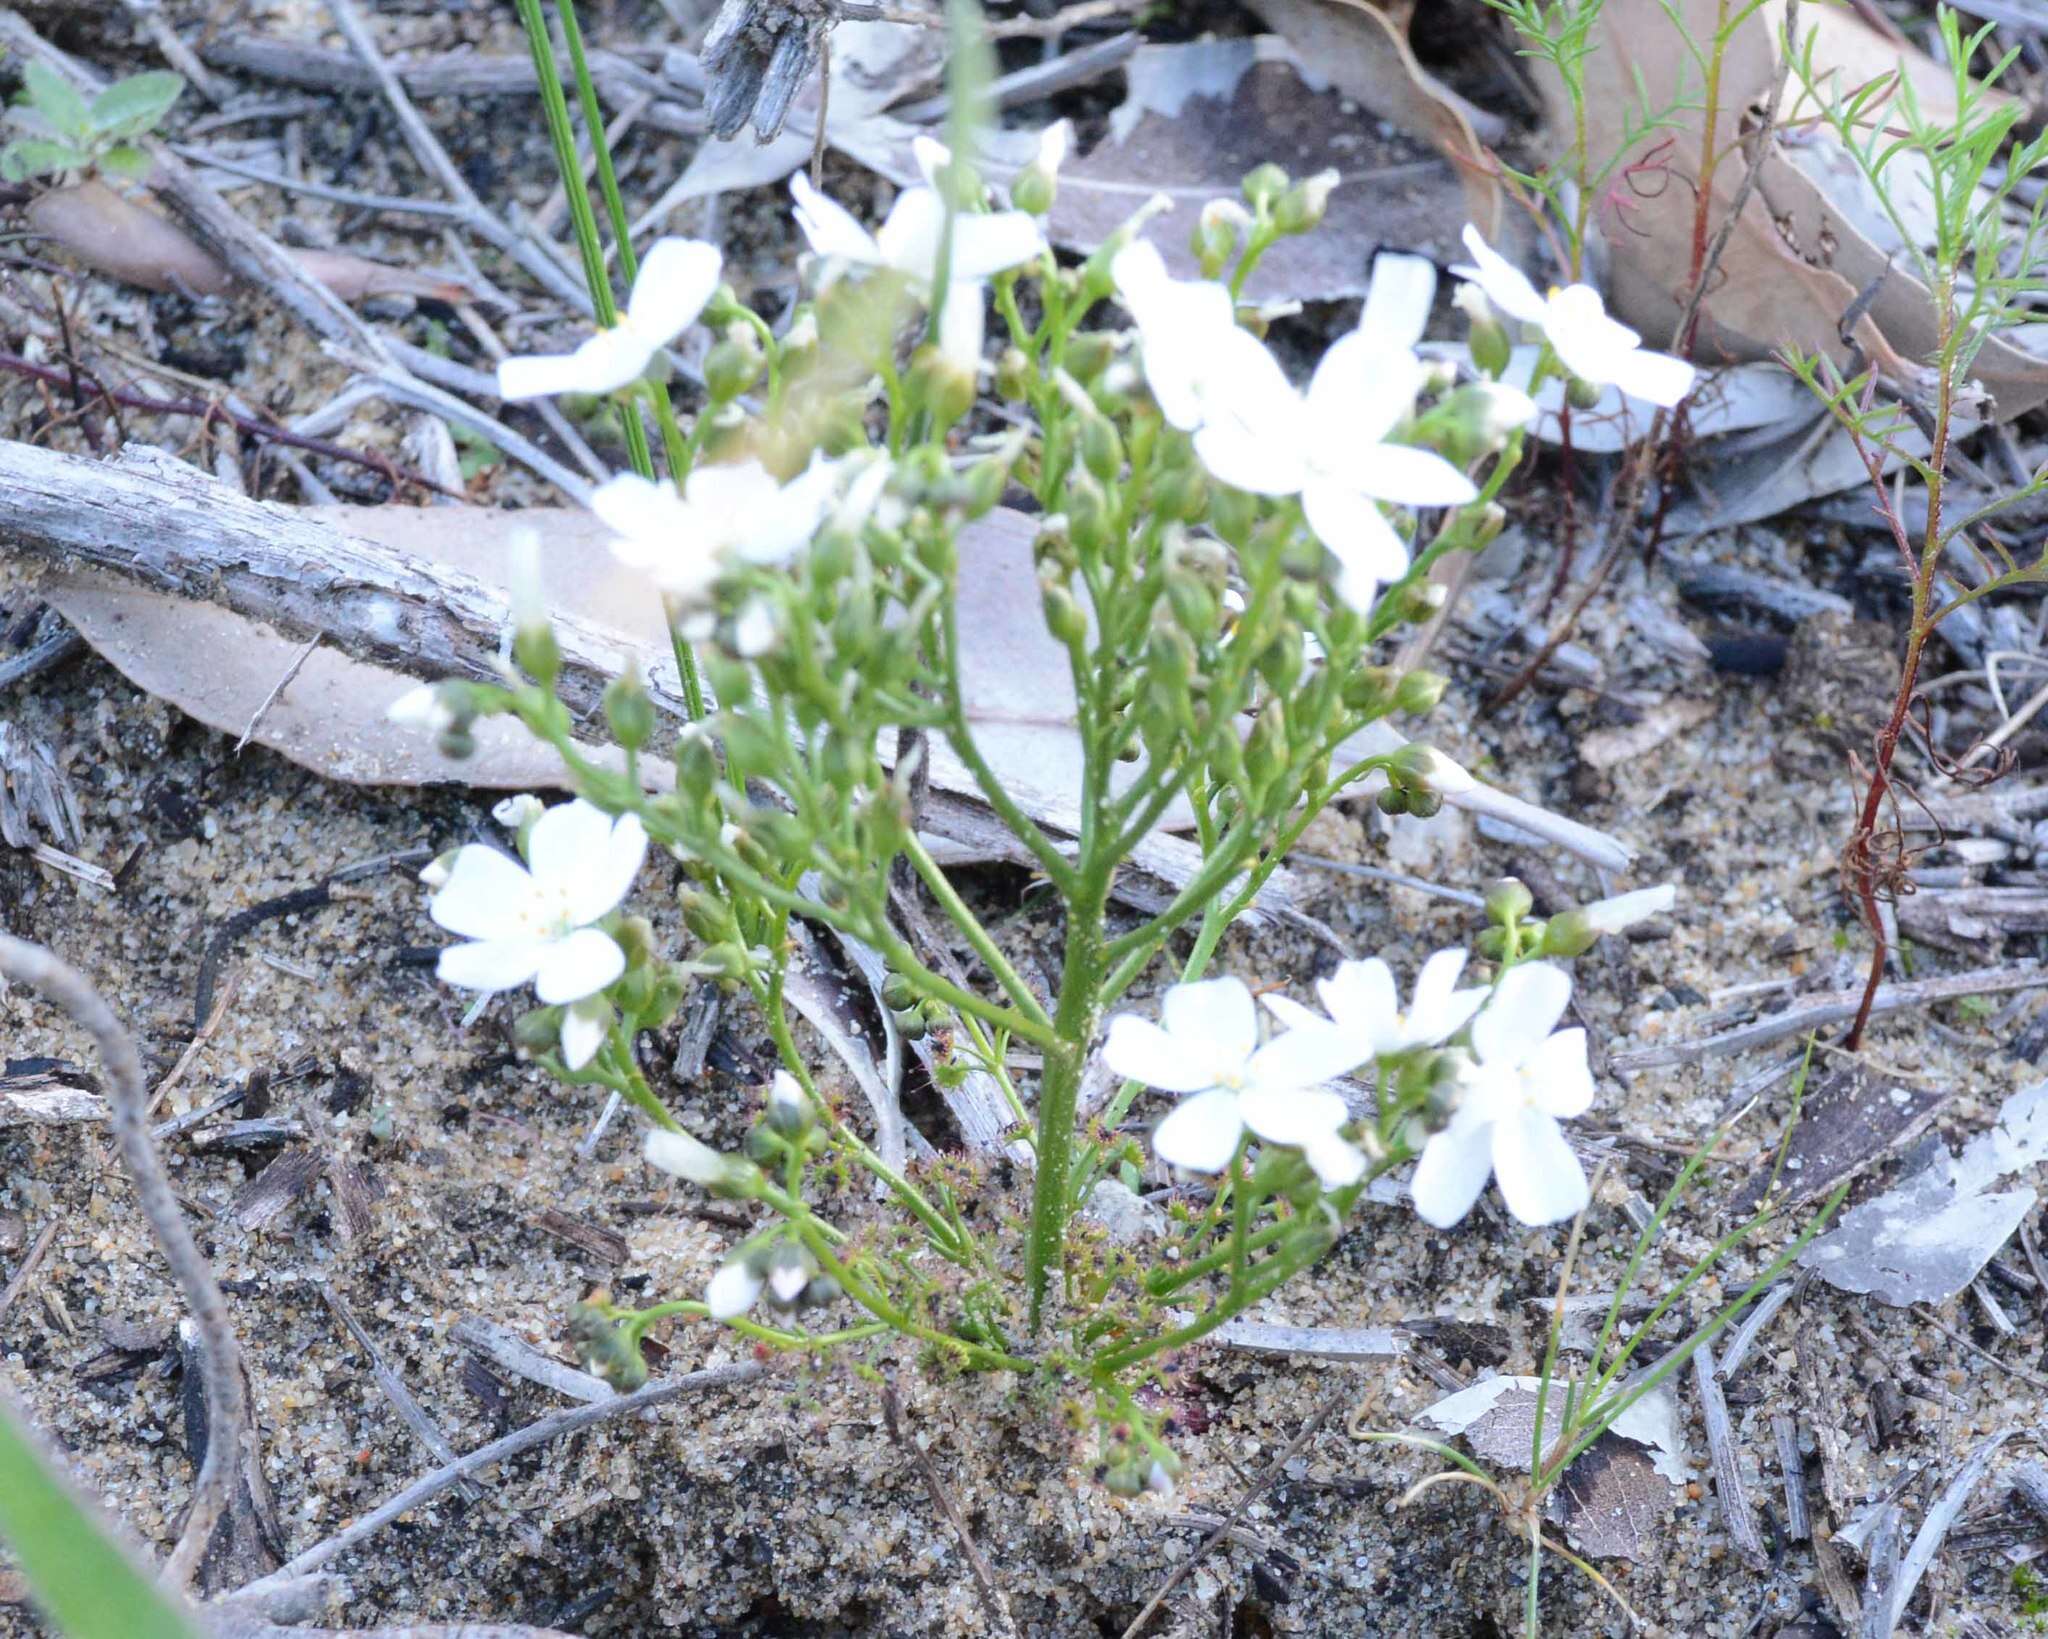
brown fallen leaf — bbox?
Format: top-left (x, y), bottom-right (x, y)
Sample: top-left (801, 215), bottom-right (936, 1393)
top-left (1050, 37), bottom-right (1478, 301)
top-left (25, 179), bottom-right (474, 305)
top-left (1529, 0), bottom-right (2048, 414)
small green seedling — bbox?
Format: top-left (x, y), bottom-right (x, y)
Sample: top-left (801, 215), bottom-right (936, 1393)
top-left (1, 64), bottom-right (183, 183)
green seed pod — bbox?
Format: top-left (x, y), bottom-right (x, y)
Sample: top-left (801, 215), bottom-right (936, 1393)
top-left (513, 1004), bottom-right (565, 1053)
top-left (1375, 784), bottom-right (1408, 816)
top-left (1080, 414), bottom-right (1124, 483)
top-left (1406, 790), bottom-right (1443, 819)
top-left (1041, 576), bottom-right (1088, 647)
top-left (1394, 669), bottom-right (1448, 716)
top-left (437, 722), bottom-right (477, 762)
top-left (893, 1005), bottom-right (929, 1042)
top-left (881, 972), bottom-right (918, 1012)
top-left (1566, 374), bottom-right (1603, 410)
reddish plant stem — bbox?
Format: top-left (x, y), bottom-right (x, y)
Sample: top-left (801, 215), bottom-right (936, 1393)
top-left (0, 352), bottom-right (461, 497)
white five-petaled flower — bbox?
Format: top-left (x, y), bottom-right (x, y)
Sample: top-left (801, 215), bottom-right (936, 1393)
top-left (387, 683), bottom-right (453, 736)
top-left (1454, 225), bottom-right (1695, 409)
top-left (1410, 961), bottom-right (1596, 1228)
top-left (1182, 253), bottom-right (1479, 611)
top-left (1265, 949), bottom-right (1489, 1067)
top-left (592, 454), bottom-right (851, 601)
top-left (498, 237), bottom-right (722, 400)
top-left (789, 137), bottom-right (1045, 371)
top-left (1103, 976), bottom-right (1366, 1189)
top-left (428, 797), bottom-right (646, 1017)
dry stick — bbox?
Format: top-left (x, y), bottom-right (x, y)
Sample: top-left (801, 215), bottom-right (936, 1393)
top-left (1860, 1502), bottom-right (1903, 1639)
top-left (1692, 1337), bottom-right (1769, 1570)
top-left (0, 934), bottom-right (247, 1589)
top-left (1608, 962), bottom-right (2048, 1069)
top-left (1772, 1412), bottom-right (1811, 1543)
top-left (0, 1218), bottom-right (58, 1326)
top-left (324, 0), bottom-right (596, 316)
top-left (145, 968), bottom-right (242, 1119)
top-left (880, 1377), bottom-right (1018, 1638)
top-left (233, 1361), bottom-right (764, 1597)
top-left (1119, 1397), bottom-right (1339, 1639)
top-left (1489, 0), bottom-right (1796, 712)
top-left (1887, 1427), bottom-right (2015, 1633)
top-left (235, 634), bottom-right (322, 755)
top-left (1914, 1305), bottom-right (2048, 1391)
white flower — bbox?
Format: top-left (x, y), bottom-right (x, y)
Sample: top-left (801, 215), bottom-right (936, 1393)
top-left (498, 236), bottom-right (722, 399)
top-left (1188, 254), bottom-right (1478, 610)
top-left (767, 1068), bottom-right (808, 1127)
top-left (506, 527), bottom-right (546, 635)
top-left (1410, 961), bottom-right (1595, 1228)
top-left (789, 144), bottom-right (1044, 372)
top-left (428, 798), bottom-right (646, 1003)
top-left (387, 683), bottom-right (453, 735)
top-left (492, 793), bottom-right (544, 832)
top-left (418, 850), bottom-right (456, 890)
top-left (705, 1258), bottom-right (763, 1320)
top-left (1454, 225), bottom-right (1695, 408)
top-left (729, 597), bottom-right (777, 658)
top-left (593, 455), bottom-right (844, 600)
top-left (1103, 976), bottom-right (1366, 1189)
top-left (645, 1126), bottom-right (736, 1186)
top-left (1111, 240), bottom-right (1272, 433)
top-left (1265, 950), bottom-right (1489, 1065)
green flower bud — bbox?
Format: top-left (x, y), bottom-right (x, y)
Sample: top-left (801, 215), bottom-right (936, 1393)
top-left (1476, 926), bottom-right (1507, 959)
top-left (570, 1301), bottom-right (648, 1392)
top-left (995, 345), bottom-right (1032, 401)
top-left (1151, 461), bottom-right (1207, 523)
top-left (1209, 483), bottom-right (1258, 545)
top-left (1066, 469), bottom-right (1111, 552)
top-left (604, 662), bottom-right (656, 752)
top-left (893, 1005), bottom-right (929, 1042)
top-left (764, 1069), bottom-right (813, 1137)
top-left (1065, 331), bottom-right (1117, 384)
top-left (1485, 878), bottom-right (1534, 926)
top-left (704, 324), bottom-right (764, 400)
top-left (1034, 513), bottom-right (1078, 577)
top-left (696, 941), bottom-right (752, 982)
top-left (1453, 283), bottom-right (1512, 379)
top-left (513, 1004), bottom-right (565, 1052)
top-left (1406, 790), bottom-right (1443, 818)
top-left (513, 621), bottom-right (561, 689)
top-left (1394, 669), bottom-right (1447, 715)
top-left (1013, 162), bottom-right (1056, 217)
top-left (1540, 910), bottom-right (1600, 958)
top-left (1041, 575), bottom-right (1088, 647)
top-left (706, 653), bottom-right (753, 713)
top-left (614, 914), bottom-right (658, 970)
top-left (907, 343), bottom-right (976, 428)
top-left (1274, 167), bottom-right (1338, 235)
top-left (958, 453), bottom-right (1008, 518)
top-left (1242, 163), bottom-right (1290, 211)
top-left (1259, 631), bottom-right (1304, 696)
top-left (1146, 621), bottom-right (1197, 690)
top-left (1375, 784), bottom-right (1409, 816)
top-left (881, 971), bottom-right (918, 1012)
top-left (438, 722), bottom-right (477, 761)
top-left (1246, 698), bottom-right (1287, 797)
top-left (1080, 414), bottom-right (1124, 483)
top-left (800, 1274), bottom-right (843, 1308)
top-left (1342, 664), bottom-right (1399, 715)
top-left (1191, 199), bottom-right (1251, 279)
top-left (1164, 569), bottom-right (1218, 636)
top-left (1566, 374), bottom-right (1603, 410)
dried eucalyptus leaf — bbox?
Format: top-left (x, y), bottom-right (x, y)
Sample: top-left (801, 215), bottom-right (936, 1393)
top-left (1802, 1078), bottom-right (2048, 1305)
top-left (1417, 1374), bottom-right (1690, 1485)
top-left (1546, 1435), bottom-right (1672, 1562)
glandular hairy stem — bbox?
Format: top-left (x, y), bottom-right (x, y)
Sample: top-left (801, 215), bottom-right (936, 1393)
top-left (1024, 882), bottom-right (1108, 1333)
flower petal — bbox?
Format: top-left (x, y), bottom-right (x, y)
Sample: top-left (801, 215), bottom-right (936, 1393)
top-left (559, 1000), bottom-right (608, 1070)
top-left (875, 186), bottom-right (946, 280)
top-left (1523, 1026), bottom-right (1596, 1119)
top-left (1360, 251), bottom-right (1437, 354)
top-left (1457, 225), bottom-right (1548, 325)
top-left (946, 210), bottom-right (1048, 280)
top-left (592, 472), bottom-right (688, 561)
top-left (1408, 948), bottom-right (1488, 1046)
top-left (1318, 958), bottom-right (1401, 1054)
top-left (430, 845), bottom-right (535, 940)
top-left (1352, 441), bottom-right (1478, 508)
top-left (1103, 1015), bottom-right (1219, 1094)
top-left (1152, 1087), bottom-right (1245, 1173)
top-left (1301, 1130), bottom-right (1367, 1189)
top-left (1196, 418), bottom-right (1307, 497)
top-left (1609, 346), bottom-right (1698, 409)
top-left (937, 278), bottom-right (986, 372)
top-left (706, 1260), bottom-right (763, 1319)
top-left (912, 134), bottom-right (952, 189)
top-left (1410, 1122), bottom-right (1496, 1228)
top-left (1246, 1021), bottom-right (1370, 1091)
top-left (1301, 481), bottom-right (1409, 608)
top-left (564, 810), bottom-right (647, 927)
top-left (436, 937), bottom-right (547, 994)
top-left (1161, 977), bottom-right (1258, 1071)
top-left (497, 329), bottom-right (652, 400)
top-left (526, 799), bottom-right (617, 894)
top-left (1472, 961), bottom-right (1572, 1068)
top-left (625, 236), bottom-right (723, 345)
top-left (1239, 1084), bottom-right (1350, 1148)
top-left (1491, 1103), bottom-right (1589, 1225)
top-left (533, 927), bottom-right (626, 1004)
top-left (790, 173), bottom-right (882, 264)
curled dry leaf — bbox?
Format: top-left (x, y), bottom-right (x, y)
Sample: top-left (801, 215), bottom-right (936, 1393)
top-left (1528, 0), bottom-right (2048, 414)
top-left (25, 180), bottom-right (474, 305)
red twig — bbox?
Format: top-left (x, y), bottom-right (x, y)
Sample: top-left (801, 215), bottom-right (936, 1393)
top-left (0, 352), bottom-right (461, 497)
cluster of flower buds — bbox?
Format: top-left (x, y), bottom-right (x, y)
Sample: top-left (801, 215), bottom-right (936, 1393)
top-left (387, 678), bottom-right (493, 762)
top-left (880, 971), bottom-right (950, 1043)
top-left (708, 1235), bottom-right (841, 1320)
top-left (1097, 1427), bottom-right (1181, 1499)
top-left (1375, 743), bottom-right (1475, 819)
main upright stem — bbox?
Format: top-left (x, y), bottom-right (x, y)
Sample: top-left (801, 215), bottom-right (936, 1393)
top-left (1024, 884), bottom-right (1107, 1333)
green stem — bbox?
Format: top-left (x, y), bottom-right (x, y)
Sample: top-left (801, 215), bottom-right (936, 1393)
top-left (902, 832), bottom-right (1052, 1031)
top-left (1023, 880), bottom-right (1107, 1332)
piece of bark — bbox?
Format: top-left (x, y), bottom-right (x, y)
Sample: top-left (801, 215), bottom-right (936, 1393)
top-left (699, 0), bottom-right (832, 141)
top-left (532, 1208), bottom-right (629, 1268)
top-left (1728, 1064), bottom-right (1950, 1214)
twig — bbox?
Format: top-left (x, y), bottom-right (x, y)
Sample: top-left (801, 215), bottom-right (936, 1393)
top-left (232, 1361), bottom-right (764, 1596)
top-left (1286, 854), bottom-right (1487, 909)
top-left (1914, 1306), bottom-right (2048, 1390)
top-left (1772, 1412), bottom-right (1810, 1543)
top-left (1610, 963), bottom-right (2048, 1069)
top-left (0, 934), bottom-right (247, 1589)
top-left (450, 1316), bottom-right (613, 1403)
top-left (0, 626), bottom-right (85, 691)
top-left (1712, 1278), bottom-right (1794, 1382)
top-left (1119, 1396), bottom-right (1338, 1639)
top-left (235, 635), bottom-right (321, 755)
top-left (1860, 1501), bottom-right (1902, 1639)
top-left (1886, 1427), bottom-right (2014, 1633)
top-left (147, 967), bottom-right (241, 1116)
top-left (1692, 1338), bottom-right (1768, 1570)
top-left (1211, 1321), bottom-right (1407, 1361)
top-left (0, 1219), bottom-right (58, 1326)
top-left (880, 1376), bottom-right (1017, 1638)
top-left (0, 353), bottom-right (458, 495)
